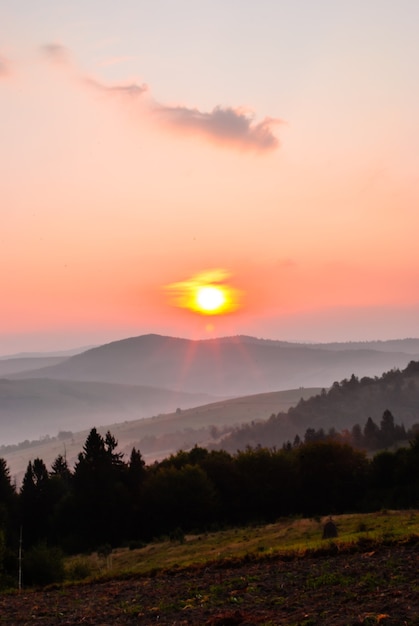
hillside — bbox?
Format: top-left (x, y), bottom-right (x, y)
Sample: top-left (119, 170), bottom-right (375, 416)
top-left (3, 333), bottom-right (419, 477)
top-left (0, 356), bottom-right (67, 377)
top-left (0, 378), bottom-right (216, 445)
top-left (9, 334), bottom-right (419, 396)
top-left (1, 387), bottom-right (321, 483)
top-left (217, 360), bottom-right (419, 451)
top-left (1, 515), bottom-right (418, 625)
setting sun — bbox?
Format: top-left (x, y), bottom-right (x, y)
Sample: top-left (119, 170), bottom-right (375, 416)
top-left (165, 269), bottom-right (242, 316)
top-left (196, 285), bottom-right (226, 313)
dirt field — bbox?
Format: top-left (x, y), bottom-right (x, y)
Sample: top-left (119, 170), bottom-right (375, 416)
top-left (1, 540), bottom-right (418, 625)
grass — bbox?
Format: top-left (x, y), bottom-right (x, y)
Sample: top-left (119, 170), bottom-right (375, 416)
top-left (64, 509), bottom-right (419, 584)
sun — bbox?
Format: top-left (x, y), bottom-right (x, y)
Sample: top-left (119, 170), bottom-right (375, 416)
top-left (196, 285), bottom-right (226, 313)
top-left (164, 269), bottom-right (242, 316)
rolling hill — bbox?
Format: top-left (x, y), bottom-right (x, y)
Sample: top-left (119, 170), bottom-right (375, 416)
top-left (0, 378), bottom-right (216, 445)
top-left (8, 334), bottom-right (419, 396)
top-left (0, 357), bottom-right (67, 377)
top-left (1, 387), bottom-right (321, 483)
top-left (3, 333), bottom-right (419, 481)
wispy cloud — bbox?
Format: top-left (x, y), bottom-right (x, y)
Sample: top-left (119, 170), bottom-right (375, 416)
top-left (85, 77), bottom-right (148, 97)
top-left (40, 43), bottom-right (147, 97)
top-left (40, 43), bottom-right (69, 64)
top-left (40, 41), bottom-right (282, 152)
top-left (154, 104), bottom-right (280, 151)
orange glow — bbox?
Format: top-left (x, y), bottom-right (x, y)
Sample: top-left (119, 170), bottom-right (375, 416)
top-left (165, 269), bottom-right (242, 316)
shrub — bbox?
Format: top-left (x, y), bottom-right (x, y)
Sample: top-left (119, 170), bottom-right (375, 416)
top-left (65, 557), bottom-right (92, 581)
top-left (23, 544), bottom-right (64, 587)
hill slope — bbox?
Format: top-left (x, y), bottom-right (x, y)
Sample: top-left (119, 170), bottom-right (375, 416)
top-left (9, 334), bottom-right (419, 396)
top-left (0, 378), bottom-right (216, 444)
top-left (0, 357), bottom-right (67, 377)
top-left (217, 361), bottom-right (419, 451)
top-left (1, 387), bottom-right (321, 482)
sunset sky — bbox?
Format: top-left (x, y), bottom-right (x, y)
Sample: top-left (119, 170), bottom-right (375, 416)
top-left (2, 1), bottom-right (419, 354)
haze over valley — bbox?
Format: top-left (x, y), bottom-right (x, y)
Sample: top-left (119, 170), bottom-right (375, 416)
top-left (2, 333), bottom-right (419, 482)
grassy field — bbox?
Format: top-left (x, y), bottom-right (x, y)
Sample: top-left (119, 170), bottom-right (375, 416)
top-left (4, 510), bottom-right (419, 625)
top-left (65, 509), bottom-right (419, 583)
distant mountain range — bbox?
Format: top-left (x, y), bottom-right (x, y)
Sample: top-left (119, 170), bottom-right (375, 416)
top-left (1, 332), bottom-right (419, 449)
top-left (7, 334), bottom-right (419, 395)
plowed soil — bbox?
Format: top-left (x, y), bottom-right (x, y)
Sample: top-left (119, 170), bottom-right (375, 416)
top-left (1, 541), bottom-right (418, 625)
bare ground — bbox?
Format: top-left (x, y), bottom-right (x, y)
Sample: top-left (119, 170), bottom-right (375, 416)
top-left (1, 540), bottom-right (418, 625)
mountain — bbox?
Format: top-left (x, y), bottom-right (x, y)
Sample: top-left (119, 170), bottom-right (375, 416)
top-left (8, 334), bottom-right (419, 396)
top-left (0, 378), bottom-right (216, 445)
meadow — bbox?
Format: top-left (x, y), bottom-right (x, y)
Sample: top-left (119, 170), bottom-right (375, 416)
top-left (2, 510), bottom-right (418, 625)
top-left (65, 509), bottom-right (419, 580)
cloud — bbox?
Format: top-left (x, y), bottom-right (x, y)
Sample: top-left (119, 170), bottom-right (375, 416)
top-left (40, 43), bottom-right (69, 64)
top-left (154, 104), bottom-right (281, 151)
top-left (41, 41), bottom-right (282, 152)
top-left (85, 77), bottom-right (148, 97)
top-left (40, 42), bottom-right (148, 97)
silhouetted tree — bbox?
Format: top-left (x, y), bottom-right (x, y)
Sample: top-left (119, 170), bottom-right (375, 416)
top-left (124, 447), bottom-right (147, 539)
top-left (71, 429), bottom-right (130, 549)
top-left (380, 410), bottom-right (396, 447)
top-left (296, 441), bottom-right (368, 515)
top-left (20, 459), bottom-right (52, 546)
top-left (0, 458), bottom-right (18, 580)
top-left (50, 454), bottom-right (72, 482)
top-left (0, 459), bottom-right (16, 530)
top-left (363, 417), bottom-right (380, 450)
top-left (351, 423), bottom-right (363, 448)
top-left (142, 464), bottom-right (218, 536)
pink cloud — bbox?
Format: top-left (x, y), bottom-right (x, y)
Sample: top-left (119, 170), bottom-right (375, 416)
top-left (154, 104), bottom-right (281, 151)
top-left (85, 77), bottom-right (148, 97)
top-left (41, 41), bottom-right (282, 152)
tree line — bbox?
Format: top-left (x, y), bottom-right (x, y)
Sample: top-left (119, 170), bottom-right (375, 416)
top-left (1, 425), bottom-right (419, 587)
top-left (285, 409), bottom-right (411, 451)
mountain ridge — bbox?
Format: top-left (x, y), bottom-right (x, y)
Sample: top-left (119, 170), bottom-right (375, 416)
top-left (7, 333), bottom-right (419, 396)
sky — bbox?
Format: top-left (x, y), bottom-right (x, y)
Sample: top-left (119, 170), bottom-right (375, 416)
top-left (2, 1), bottom-right (419, 354)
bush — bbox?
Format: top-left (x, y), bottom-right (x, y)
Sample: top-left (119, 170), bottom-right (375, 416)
top-left (23, 544), bottom-right (64, 587)
top-left (65, 557), bottom-right (92, 581)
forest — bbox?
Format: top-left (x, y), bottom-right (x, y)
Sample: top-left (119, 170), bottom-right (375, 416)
top-left (1, 421), bottom-right (419, 588)
top-left (216, 360), bottom-right (419, 452)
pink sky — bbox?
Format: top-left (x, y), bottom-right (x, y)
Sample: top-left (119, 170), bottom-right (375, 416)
top-left (2, 2), bottom-right (419, 353)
